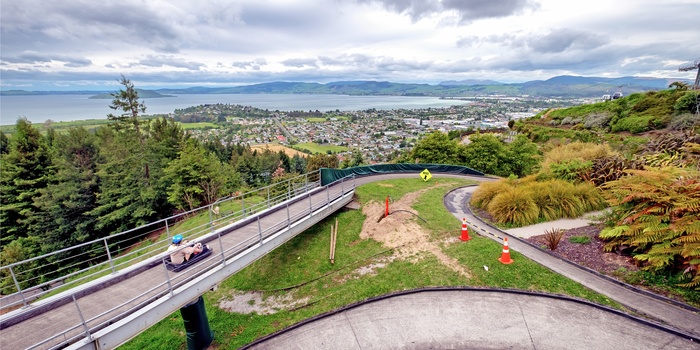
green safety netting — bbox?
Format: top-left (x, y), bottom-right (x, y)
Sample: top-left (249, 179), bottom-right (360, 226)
top-left (320, 163), bottom-right (484, 185)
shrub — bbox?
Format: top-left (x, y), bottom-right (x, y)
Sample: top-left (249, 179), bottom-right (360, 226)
top-left (543, 228), bottom-right (565, 250)
top-left (611, 114), bottom-right (665, 134)
top-left (673, 91), bottom-right (699, 113)
top-left (486, 187), bottom-right (539, 226)
top-left (668, 113), bottom-right (700, 132)
top-left (571, 183), bottom-right (607, 212)
top-left (569, 236), bottom-right (591, 244)
top-left (546, 181), bottom-right (585, 218)
top-left (542, 141), bottom-right (614, 167)
top-left (524, 181), bottom-right (559, 221)
top-left (584, 112), bottom-right (612, 129)
top-left (549, 159), bottom-right (593, 182)
top-left (470, 181), bottom-right (511, 209)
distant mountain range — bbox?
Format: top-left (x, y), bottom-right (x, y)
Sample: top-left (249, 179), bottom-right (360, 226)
top-left (1, 75), bottom-right (690, 98)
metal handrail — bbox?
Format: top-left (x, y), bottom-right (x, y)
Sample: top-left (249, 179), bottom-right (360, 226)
top-left (1, 171), bottom-right (323, 307)
top-left (7, 174), bottom-right (356, 350)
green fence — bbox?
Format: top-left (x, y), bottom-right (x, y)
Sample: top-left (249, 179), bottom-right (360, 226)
top-left (320, 163), bottom-right (484, 185)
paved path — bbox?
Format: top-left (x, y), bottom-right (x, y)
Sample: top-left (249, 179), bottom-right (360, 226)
top-left (505, 210), bottom-right (607, 238)
top-left (244, 289), bottom-right (698, 350)
top-left (443, 185), bottom-right (700, 338)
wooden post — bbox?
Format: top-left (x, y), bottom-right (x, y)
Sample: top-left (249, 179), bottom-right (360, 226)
top-left (330, 218), bottom-right (338, 264)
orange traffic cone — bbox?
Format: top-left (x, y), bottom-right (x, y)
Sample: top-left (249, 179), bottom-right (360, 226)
top-left (498, 237), bottom-right (514, 264)
top-left (460, 218), bottom-right (471, 241)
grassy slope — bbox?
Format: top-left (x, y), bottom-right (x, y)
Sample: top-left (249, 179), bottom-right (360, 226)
top-left (122, 178), bottom-right (618, 350)
top-left (294, 142), bottom-right (348, 154)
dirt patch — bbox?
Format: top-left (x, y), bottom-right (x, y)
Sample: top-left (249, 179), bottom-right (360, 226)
top-left (250, 144), bottom-right (306, 158)
top-left (218, 290), bottom-right (310, 315)
top-left (360, 188), bottom-right (471, 278)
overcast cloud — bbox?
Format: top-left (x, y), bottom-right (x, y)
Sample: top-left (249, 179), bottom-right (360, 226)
top-left (1, 0), bottom-right (698, 90)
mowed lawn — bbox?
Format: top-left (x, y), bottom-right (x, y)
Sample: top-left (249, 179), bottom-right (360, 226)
top-left (295, 142), bottom-right (348, 154)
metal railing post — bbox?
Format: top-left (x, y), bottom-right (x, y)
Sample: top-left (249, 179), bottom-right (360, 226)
top-left (163, 259), bottom-right (174, 297)
top-left (257, 215), bottom-right (263, 244)
top-left (72, 294), bottom-right (92, 341)
top-left (305, 173), bottom-right (309, 192)
top-left (308, 191), bottom-right (313, 215)
top-left (217, 231), bottom-right (226, 265)
top-left (242, 197), bottom-right (246, 219)
top-left (9, 266), bottom-right (27, 307)
top-left (267, 187), bottom-right (271, 208)
top-left (208, 204), bottom-right (214, 231)
top-left (286, 202), bottom-right (291, 228)
top-left (104, 238), bottom-right (116, 274)
top-left (165, 218), bottom-right (170, 239)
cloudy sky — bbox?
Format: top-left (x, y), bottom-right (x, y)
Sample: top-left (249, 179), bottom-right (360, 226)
top-left (1, 0), bottom-right (699, 90)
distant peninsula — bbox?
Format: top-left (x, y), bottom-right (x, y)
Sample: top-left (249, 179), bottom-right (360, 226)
top-left (89, 89), bottom-right (175, 99)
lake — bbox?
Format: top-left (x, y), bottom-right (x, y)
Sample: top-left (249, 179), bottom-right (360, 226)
top-left (0, 94), bottom-right (469, 125)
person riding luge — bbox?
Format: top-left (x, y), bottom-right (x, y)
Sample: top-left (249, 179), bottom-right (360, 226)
top-left (167, 234), bottom-right (205, 264)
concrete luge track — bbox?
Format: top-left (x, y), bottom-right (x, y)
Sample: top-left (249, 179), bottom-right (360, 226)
top-left (2, 172), bottom-right (699, 349)
top-left (0, 180), bottom-right (353, 350)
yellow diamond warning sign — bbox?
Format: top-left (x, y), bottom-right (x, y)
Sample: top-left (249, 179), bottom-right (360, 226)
top-left (420, 169), bottom-right (432, 182)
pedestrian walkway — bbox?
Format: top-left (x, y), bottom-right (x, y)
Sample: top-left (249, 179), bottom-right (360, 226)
top-left (506, 210), bottom-right (608, 238)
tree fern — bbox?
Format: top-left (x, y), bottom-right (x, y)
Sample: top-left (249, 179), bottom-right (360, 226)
top-left (601, 166), bottom-right (700, 289)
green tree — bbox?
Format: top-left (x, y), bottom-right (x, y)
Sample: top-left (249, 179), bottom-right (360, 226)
top-left (0, 131), bottom-right (9, 155)
top-left (108, 75), bottom-right (146, 135)
top-left (90, 127), bottom-right (158, 233)
top-left (460, 133), bottom-right (511, 176)
top-left (0, 118), bottom-right (52, 245)
top-left (165, 141), bottom-right (231, 210)
top-left (306, 154), bottom-right (339, 172)
top-left (506, 135), bottom-right (541, 177)
top-left (410, 131), bottom-right (459, 164)
top-left (30, 128), bottom-right (100, 253)
top-left (290, 154), bottom-right (307, 174)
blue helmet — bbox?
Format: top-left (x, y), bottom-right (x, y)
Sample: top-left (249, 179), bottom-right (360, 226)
top-left (172, 234), bottom-right (183, 244)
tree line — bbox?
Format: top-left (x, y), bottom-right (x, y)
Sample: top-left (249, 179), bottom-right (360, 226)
top-left (0, 77), bottom-right (337, 293)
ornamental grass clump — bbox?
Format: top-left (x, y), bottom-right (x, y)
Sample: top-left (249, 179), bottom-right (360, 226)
top-left (470, 180), bottom-right (511, 209)
top-left (546, 181), bottom-right (586, 218)
top-left (523, 180), bottom-right (560, 222)
top-left (572, 183), bottom-right (607, 212)
top-left (543, 228), bottom-right (565, 251)
top-left (486, 186), bottom-right (539, 226)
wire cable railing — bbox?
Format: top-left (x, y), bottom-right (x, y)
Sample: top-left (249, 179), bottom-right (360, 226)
top-left (0, 170), bottom-right (323, 312)
top-left (0, 172), bottom-right (355, 350)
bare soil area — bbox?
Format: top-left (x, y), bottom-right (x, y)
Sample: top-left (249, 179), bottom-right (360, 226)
top-left (250, 144), bottom-right (306, 157)
top-left (360, 186), bottom-right (471, 278)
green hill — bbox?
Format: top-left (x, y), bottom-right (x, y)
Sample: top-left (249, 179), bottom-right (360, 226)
top-left (88, 89), bottom-right (175, 99)
top-left (515, 87), bottom-right (699, 144)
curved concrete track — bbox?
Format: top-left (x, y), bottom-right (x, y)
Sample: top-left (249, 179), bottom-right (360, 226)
top-left (443, 185), bottom-right (700, 339)
top-left (243, 175), bottom-right (700, 349)
top-left (243, 289), bottom-right (698, 350)
top-left (3, 173), bottom-right (699, 349)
